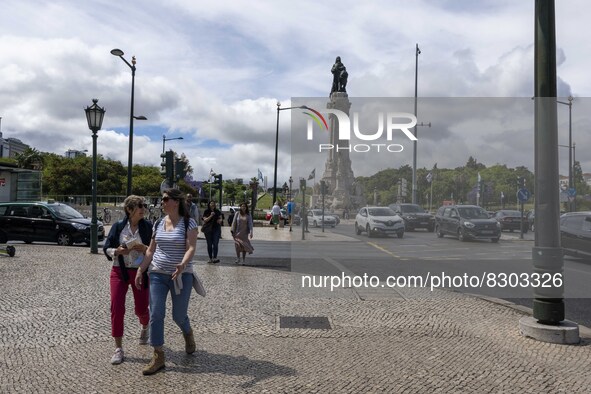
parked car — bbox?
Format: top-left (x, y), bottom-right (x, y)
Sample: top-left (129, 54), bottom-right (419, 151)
top-left (389, 203), bottom-right (435, 232)
top-left (560, 211), bottom-right (591, 259)
top-left (0, 201), bottom-right (105, 246)
top-left (435, 205), bottom-right (501, 242)
top-left (265, 208), bottom-right (289, 225)
top-left (493, 209), bottom-right (528, 233)
top-left (307, 209), bottom-right (337, 228)
top-left (355, 206), bottom-right (405, 238)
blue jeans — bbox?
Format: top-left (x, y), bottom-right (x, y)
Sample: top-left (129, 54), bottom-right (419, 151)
top-left (149, 272), bottom-right (192, 347)
top-left (205, 227), bottom-right (221, 258)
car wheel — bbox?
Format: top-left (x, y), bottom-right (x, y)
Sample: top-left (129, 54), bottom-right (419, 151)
top-left (458, 228), bottom-right (466, 242)
top-left (436, 225), bottom-right (444, 238)
top-left (57, 232), bottom-right (73, 246)
top-left (397, 231), bottom-right (404, 239)
top-left (0, 231), bottom-right (7, 244)
top-left (491, 237), bottom-right (500, 243)
top-left (355, 223), bottom-right (362, 235)
top-left (366, 225), bottom-right (373, 238)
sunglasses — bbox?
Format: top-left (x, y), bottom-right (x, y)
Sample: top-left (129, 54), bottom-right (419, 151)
top-left (135, 203), bottom-right (148, 209)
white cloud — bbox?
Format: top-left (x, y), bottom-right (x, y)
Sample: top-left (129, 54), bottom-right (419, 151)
top-left (0, 0), bottom-right (590, 185)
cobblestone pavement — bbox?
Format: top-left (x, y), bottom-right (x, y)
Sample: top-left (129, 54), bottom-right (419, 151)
top-left (2, 245), bottom-right (591, 393)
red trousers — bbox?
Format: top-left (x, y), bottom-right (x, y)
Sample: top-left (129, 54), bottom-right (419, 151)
top-left (110, 266), bottom-right (150, 338)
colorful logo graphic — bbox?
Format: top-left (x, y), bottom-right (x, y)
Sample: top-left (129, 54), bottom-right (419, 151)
top-left (301, 106), bottom-right (329, 131)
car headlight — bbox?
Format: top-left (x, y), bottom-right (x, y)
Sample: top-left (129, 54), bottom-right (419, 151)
top-left (463, 221), bottom-right (475, 228)
top-left (496, 222), bottom-right (501, 228)
top-left (72, 223), bottom-right (87, 230)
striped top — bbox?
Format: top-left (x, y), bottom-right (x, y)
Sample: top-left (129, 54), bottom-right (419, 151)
top-left (151, 216), bottom-right (197, 274)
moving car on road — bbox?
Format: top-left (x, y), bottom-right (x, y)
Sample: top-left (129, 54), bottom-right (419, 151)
top-left (355, 206), bottom-right (405, 238)
top-left (493, 209), bottom-right (528, 233)
top-left (560, 211), bottom-right (591, 259)
top-left (0, 201), bottom-right (105, 246)
top-left (307, 209), bottom-right (337, 228)
top-left (389, 203), bottom-right (435, 232)
top-left (435, 205), bottom-right (501, 242)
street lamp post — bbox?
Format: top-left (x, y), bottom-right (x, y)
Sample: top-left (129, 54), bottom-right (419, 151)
top-left (162, 135), bottom-right (184, 154)
top-left (412, 43), bottom-right (420, 204)
top-left (289, 176), bottom-right (293, 232)
top-left (84, 99), bottom-right (105, 254)
top-left (274, 103), bottom-right (305, 205)
top-left (557, 96), bottom-right (574, 211)
top-left (110, 48), bottom-right (147, 196)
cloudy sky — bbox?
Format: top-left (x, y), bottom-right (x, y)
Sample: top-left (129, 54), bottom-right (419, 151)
top-left (0, 0), bottom-right (589, 187)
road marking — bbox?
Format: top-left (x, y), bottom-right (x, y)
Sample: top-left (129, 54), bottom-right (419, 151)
top-left (367, 242), bottom-right (408, 260)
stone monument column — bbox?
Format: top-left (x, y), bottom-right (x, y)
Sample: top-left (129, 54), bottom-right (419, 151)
top-left (319, 56), bottom-right (365, 212)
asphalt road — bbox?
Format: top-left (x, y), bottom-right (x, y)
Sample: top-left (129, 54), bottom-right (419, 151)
top-left (325, 221), bottom-right (591, 327)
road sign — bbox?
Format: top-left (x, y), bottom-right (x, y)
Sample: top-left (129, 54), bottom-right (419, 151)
top-left (517, 188), bottom-right (531, 203)
top-left (568, 187), bottom-right (576, 197)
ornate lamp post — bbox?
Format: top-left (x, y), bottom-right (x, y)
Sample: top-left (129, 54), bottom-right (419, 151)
top-left (85, 99), bottom-right (105, 254)
top-left (110, 48), bottom-right (147, 196)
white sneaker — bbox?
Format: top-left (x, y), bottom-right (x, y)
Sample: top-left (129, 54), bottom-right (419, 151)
top-left (139, 326), bottom-right (149, 345)
top-left (111, 348), bottom-right (124, 365)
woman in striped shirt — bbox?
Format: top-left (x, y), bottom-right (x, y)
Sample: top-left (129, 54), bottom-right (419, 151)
top-left (135, 188), bottom-right (198, 375)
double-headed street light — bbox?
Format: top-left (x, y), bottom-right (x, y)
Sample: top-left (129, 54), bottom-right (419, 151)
top-left (162, 134), bottom-right (184, 154)
top-left (84, 99), bottom-right (105, 254)
top-left (557, 96), bottom-right (574, 211)
top-left (110, 48), bottom-right (147, 196)
top-left (274, 103), bottom-right (306, 205)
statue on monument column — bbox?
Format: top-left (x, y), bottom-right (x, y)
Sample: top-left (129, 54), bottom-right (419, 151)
top-left (330, 56), bottom-right (348, 95)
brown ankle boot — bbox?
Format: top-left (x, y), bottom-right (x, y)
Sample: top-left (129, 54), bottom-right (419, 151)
top-left (183, 329), bottom-right (196, 354)
top-left (142, 349), bottom-right (165, 375)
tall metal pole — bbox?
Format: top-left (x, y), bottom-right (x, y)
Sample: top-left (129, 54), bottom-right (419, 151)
top-left (273, 103), bottom-right (281, 205)
top-left (533, 0), bottom-right (564, 324)
top-left (126, 58), bottom-right (136, 196)
top-left (568, 97), bottom-right (573, 212)
top-left (412, 43), bottom-right (420, 204)
top-left (162, 135), bottom-right (166, 154)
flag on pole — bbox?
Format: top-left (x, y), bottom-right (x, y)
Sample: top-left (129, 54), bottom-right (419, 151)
top-left (257, 168), bottom-right (263, 182)
top-left (426, 172), bottom-right (432, 183)
top-left (308, 168), bottom-right (315, 180)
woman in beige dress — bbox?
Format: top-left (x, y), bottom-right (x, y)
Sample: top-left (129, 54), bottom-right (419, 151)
top-left (231, 202), bottom-right (254, 264)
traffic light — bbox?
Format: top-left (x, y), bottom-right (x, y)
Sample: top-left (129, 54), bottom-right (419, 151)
top-left (213, 173), bottom-right (223, 191)
top-left (160, 151), bottom-right (174, 183)
top-left (300, 178), bottom-right (306, 189)
top-left (320, 180), bottom-right (329, 195)
top-left (175, 158), bottom-right (188, 181)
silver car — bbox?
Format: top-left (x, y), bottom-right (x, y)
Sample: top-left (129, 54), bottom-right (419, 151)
top-left (307, 209), bottom-right (337, 228)
top-left (355, 206), bottom-right (405, 238)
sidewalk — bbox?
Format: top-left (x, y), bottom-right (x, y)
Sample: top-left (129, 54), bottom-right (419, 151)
top-left (2, 245), bottom-right (591, 393)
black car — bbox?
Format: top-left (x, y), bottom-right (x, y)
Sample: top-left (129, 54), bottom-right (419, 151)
top-left (435, 205), bottom-right (501, 242)
top-left (0, 201), bottom-right (105, 246)
top-left (493, 209), bottom-right (528, 233)
top-left (560, 212), bottom-right (591, 259)
top-left (389, 203), bottom-right (435, 232)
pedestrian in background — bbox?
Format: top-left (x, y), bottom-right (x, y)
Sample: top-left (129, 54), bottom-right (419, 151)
top-left (103, 195), bottom-right (152, 365)
top-left (202, 200), bottom-right (222, 263)
top-left (271, 201), bottom-right (281, 230)
top-left (186, 194), bottom-right (200, 226)
top-left (231, 202), bottom-right (254, 264)
top-left (135, 188), bottom-right (198, 376)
